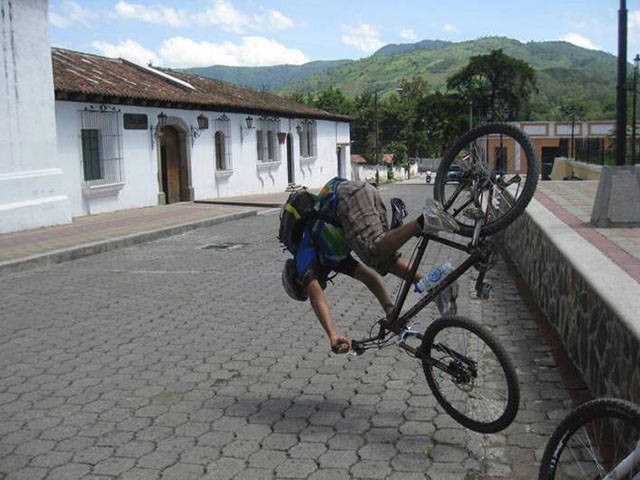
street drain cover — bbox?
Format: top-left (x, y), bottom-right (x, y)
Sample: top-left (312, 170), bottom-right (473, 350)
top-left (201, 242), bottom-right (246, 251)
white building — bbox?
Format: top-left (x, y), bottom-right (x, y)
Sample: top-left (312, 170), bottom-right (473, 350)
top-left (1, 0), bottom-right (72, 233)
top-left (0, 0), bottom-right (351, 233)
top-left (53, 48), bottom-right (352, 219)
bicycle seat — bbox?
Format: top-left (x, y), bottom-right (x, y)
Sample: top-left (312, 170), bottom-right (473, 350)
top-left (390, 198), bottom-right (408, 229)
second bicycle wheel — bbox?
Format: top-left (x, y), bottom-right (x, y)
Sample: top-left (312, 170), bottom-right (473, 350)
top-left (539, 398), bottom-right (640, 479)
top-left (420, 315), bottom-right (519, 433)
top-left (433, 123), bottom-right (539, 237)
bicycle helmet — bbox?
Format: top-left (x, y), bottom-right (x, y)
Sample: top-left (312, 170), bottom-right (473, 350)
top-left (282, 259), bottom-right (307, 302)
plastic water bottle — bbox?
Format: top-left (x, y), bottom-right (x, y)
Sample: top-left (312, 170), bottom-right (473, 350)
top-left (415, 261), bottom-right (454, 293)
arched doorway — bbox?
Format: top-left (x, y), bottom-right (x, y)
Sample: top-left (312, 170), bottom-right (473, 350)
top-left (160, 126), bottom-right (187, 203)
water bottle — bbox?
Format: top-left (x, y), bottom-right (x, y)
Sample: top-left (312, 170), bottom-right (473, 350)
top-left (415, 261), bottom-right (454, 293)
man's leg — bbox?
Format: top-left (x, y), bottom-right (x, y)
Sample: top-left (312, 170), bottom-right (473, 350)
top-left (373, 220), bottom-right (421, 261)
top-left (352, 262), bottom-right (395, 318)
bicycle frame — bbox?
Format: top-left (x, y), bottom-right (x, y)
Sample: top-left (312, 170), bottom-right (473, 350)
top-left (602, 439), bottom-right (640, 479)
top-left (351, 226), bottom-right (496, 357)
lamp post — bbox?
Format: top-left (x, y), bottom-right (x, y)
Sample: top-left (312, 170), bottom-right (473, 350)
top-left (616, 0), bottom-right (628, 165)
top-left (570, 113), bottom-right (575, 159)
top-left (633, 54), bottom-right (640, 164)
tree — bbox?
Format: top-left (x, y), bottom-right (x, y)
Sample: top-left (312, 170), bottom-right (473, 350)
top-left (447, 49), bottom-right (537, 121)
top-left (417, 92), bottom-right (468, 157)
top-left (310, 87), bottom-right (354, 116)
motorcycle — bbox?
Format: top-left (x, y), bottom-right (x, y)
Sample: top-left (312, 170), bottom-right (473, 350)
top-left (425, 170), bottom-right (432, 184)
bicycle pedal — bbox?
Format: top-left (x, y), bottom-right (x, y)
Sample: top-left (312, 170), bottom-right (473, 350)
top-left (463, 207), bottom-right (484, 220)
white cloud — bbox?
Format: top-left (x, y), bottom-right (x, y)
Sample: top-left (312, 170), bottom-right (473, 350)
top-left (631, 10), bottom-right (640, 52)
top-left (341, 23), bottom-right (384, 53)
top-left (399, 29), bottom-right (417, 41)
top-left (443, 24), bottom-right (457, 33)
top-left (193, 0), bottom-right (294, 33)
top-left (92, 39), bottom-right (160, 66)
top-left (49, 12), bottom-right (70, 28)
top-left (115, 1), bottom-right (189, 27)
top-left (561, 33), bottom-right (598, 50)
top-left (263, 10), bottom-right (294, 30)
top-left (158, 36), bottom-right (308, 67)
top-left (49, 1), bottom-right (96, 28)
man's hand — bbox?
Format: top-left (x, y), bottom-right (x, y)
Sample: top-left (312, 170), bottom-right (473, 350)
top-left (330, 335), bottom-right (351, 354)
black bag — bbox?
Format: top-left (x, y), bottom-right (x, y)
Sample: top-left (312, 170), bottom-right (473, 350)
top-left (278, 189), bottom-right (317, 254)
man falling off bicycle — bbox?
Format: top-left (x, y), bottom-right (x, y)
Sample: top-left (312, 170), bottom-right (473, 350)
top-left (282, 177), bottom-right (459, 354)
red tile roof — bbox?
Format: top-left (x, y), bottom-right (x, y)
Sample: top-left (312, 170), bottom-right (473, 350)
top-left (351, 154), bottom-right (367, 164)
top-left (382, 153), bottom-right (395, 164)
top-left (52, 48), bottom-right (351, 122)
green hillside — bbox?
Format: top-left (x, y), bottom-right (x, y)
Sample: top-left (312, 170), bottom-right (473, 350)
top-left (276, 37), bottom-right (619, 119)
top-left (184, 59), bottom-right (353, 92)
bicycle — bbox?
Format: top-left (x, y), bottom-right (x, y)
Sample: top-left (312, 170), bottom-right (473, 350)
top-left (350, 122), bottom-right (539, 434)
top-left (538, 397), bottom-right (640, 479)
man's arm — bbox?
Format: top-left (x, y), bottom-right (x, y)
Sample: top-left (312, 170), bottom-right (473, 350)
top-left (306, 279), bottom-right (351, 354)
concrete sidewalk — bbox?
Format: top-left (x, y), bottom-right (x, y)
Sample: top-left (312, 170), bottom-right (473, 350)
top-left (535, 180), bottom-right (640, 283)
top-left (0, 202), bottom-right (264, 273)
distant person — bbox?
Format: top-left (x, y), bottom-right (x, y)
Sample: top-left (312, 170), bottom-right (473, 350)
top-left (282, 177), bottom-right (459, 354)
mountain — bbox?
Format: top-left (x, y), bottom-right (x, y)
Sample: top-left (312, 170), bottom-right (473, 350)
top-left (183, 59), bottom-right (353, 92)
top-left (186, 37), bottom-right (620, 119)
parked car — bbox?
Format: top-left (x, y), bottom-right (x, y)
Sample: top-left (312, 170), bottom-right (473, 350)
top-left (445, 164), bottom-right (464, 183)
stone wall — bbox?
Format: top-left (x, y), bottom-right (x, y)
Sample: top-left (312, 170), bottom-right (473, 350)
top-left (550, 158), bottom-right (602, 180)
top-left (502, 204), bottom-right (640, 403)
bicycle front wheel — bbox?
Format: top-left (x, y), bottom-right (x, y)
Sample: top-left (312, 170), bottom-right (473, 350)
top-left (420, 316), bottom-right (519, 433)
top-left (434, 123), bottom-right (539, 237)
top-left (539, 398), bottom-right (640, 480)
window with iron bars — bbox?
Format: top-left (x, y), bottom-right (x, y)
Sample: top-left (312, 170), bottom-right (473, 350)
top-left (257, 117), bottom-right (280, 163)
top-left (80, 108), bottom-right (124, 184)
top-left (214, 114), bottom-right (232, 171)
top-left (299, 120), bottom-right (317, 158)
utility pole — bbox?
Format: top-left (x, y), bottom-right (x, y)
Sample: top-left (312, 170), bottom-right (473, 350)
top-left (616, 0), bottom-right (628, 165)
top-left (374, 91), bottom-right (380, 165)
top-left (633, 54), bottom-right (639, 164)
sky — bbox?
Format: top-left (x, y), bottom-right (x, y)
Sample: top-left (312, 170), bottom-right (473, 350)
top-left (48, 0), bottom-right (640, 68)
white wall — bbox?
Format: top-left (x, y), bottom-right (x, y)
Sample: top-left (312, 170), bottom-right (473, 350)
top-left (56, 99), bottom-right (351, 215)
top-left (0, 0), bottom-right (71, 233)
top-left (56, 102), bottom-right (160, 216)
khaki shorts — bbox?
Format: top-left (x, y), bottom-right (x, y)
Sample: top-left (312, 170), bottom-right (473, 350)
top-left (336, 181), bottom-right (397, 275)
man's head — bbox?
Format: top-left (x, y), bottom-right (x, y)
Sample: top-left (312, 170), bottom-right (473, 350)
top-left (282, 259), bottom-right (307, 301)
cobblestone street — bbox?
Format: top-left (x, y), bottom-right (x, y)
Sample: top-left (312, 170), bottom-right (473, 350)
top-left (0, 184), bottom-right (573, 479)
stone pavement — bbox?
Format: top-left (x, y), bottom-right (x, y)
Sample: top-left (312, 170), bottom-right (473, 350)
top-left (0, 181), bottom-right (579, 479)
top-left (0, 180), bottom-right (570, 480)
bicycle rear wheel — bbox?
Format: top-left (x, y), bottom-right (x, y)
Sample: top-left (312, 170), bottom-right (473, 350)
top-left (420, 315), bottom-right (519, 433)
top-left (539, 398), bottom-right (640, 480)
top-left (434, 123), bottom-right (539, 237)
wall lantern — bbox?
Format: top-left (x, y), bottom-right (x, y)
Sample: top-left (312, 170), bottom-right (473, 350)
top-left (296, 124), bottom-right (302, 135)
top-left (157, 112), bottom-right (168, 130)
top-left (150, 112), bottom-right (168, 148)
top-left (197, 114), bottom-right (209, 130)
top-left (245, 116), bottom-right (254, 129)
top-left (190, 114), bottom-right (209, 145)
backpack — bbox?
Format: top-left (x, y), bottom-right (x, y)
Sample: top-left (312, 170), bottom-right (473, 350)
top-left (278, 189), bottom-right (318, 255)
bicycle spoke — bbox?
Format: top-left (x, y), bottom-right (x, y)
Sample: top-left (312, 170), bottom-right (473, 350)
top-left (434, 123), bottom-right (538, 237)
top-left (545, 402), bottom-right (640, 479)
top-left (421, 318), bottom-right (517, 432)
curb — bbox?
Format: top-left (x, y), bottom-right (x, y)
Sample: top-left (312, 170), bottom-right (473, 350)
top-left (196, 199), bottom-right (284, 208)
top-left (0, 210), bottom-right (258, 275)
